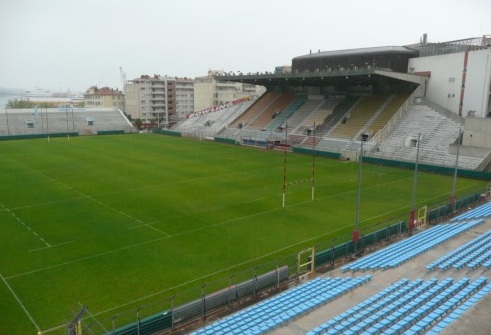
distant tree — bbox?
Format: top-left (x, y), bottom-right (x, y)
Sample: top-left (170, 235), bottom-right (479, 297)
top-left (6, 100), bottom-right (59, 109)
top-left (134, 118), bottom-right (142, 130)
top-left (6, 99), bottom-right (36, 108)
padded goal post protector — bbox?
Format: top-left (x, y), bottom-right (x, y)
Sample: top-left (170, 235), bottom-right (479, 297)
top-left (409, 209), bottom-right (416, 231)
top-left (352, 229), bottom-right (360, 244)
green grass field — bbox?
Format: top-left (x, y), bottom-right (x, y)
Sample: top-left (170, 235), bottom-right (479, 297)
top-left (0, 134), bottom-right (486, 334)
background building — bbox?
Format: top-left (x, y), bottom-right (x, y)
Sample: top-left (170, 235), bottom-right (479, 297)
top-left (408, 36), bottom-right (491, 118)
top-left (174, 77), bottom-right (195, 120)
top-left (125, 75), bottom-right (194, 127)
top-left (84, 86), bottom-right (124, 109)
top-left (194, 70), bottom-right (265, 112)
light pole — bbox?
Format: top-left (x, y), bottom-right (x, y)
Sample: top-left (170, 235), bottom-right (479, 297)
top-left (353, 140), bottom-right (364, 253)
top-left (228, 274), bottom-right (235, 309)
top-left (5, 105), bottom-right (10, 136)
top-left (201, 283), bottom-right (207, 319)
top-left (409, 134), bottom-right (421, 234)
top-left (451, 130), bottom-right (462, 212)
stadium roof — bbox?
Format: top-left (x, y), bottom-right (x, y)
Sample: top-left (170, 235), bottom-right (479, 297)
top-left (216, 68), bottom-right (425, 89)
top-left (292, 46), bottom-right (418, 61)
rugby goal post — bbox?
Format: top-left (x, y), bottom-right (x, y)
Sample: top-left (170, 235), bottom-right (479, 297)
top-left (296, 247), bottom-right (315, 279)
top-left (416, 205), bottom-right (428, 228)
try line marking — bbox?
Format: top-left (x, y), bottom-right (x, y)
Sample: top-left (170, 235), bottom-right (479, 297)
top-left (0, 272), bottom-right (41, 332)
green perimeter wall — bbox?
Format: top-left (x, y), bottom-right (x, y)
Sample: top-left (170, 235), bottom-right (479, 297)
top-left (0, 132), bottom-right (79, 141)
top-left (363, 156), bottom-right (491, 181)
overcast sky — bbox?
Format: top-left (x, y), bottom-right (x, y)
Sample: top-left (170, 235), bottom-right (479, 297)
top-left (1, 0), bottom-right (490, 92)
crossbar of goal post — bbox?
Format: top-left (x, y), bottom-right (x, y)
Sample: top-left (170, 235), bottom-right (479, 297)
top-left (282, 122), bottom-right (316, 208)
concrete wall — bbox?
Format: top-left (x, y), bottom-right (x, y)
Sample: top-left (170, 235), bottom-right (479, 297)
top-left (463, 117), bottom-right (491, 148)
top-left (408, 49), bottom-right (491, 118)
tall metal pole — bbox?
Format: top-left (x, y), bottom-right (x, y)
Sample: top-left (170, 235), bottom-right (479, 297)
top-left (45, 107), bottom-right (49, 134)
top-left (353, 140), bottom-right (363, 251)
top-left (409, 133), bottom-right (421, 233)
top-left (451, 129), bottom-right (462, 212)
top-left (65, 105), bottom-right (69, 132)
top-left (282, 123), bottom-right (288, 208)
top-left (5, 106), bottom-right (10, 136)
top-left (312, 122), bottom-right (316, 201)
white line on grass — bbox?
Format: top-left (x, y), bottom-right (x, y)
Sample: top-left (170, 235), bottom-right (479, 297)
top-left (0, 272), bottom-right (41, 332)
top-left (5, 236), bottom-right (169, 280)
top-left (0, 203), bottom-right (51, 248)
top-left (242, 197), bottom-right (267, 204)
top-left (90, 223), bottom-right (355, 318)
top-left (143, 224), bottom-right (171, 237)
top-left (28, 240), bottom-right (75, 253)
top-left (7, 158), bottom-right (145, 228)
top-left (128, 221), bottom-right (172, 236)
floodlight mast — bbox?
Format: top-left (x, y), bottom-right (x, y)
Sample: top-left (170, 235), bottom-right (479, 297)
top-left (409, 133), bottom-right (421, 234)
top-left (450, 129), bottom-right (462, 212)
top-left (312, 122), bottom-right (316, 201)
top-left (282, 123), bottom-right (288, 208)
top-left (353, 140), bottom-right (363, 252)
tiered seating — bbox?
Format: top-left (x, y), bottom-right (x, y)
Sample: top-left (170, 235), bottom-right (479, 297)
top-left (327, 94), bottom-right (389, 140)
top-left (189, 276), bottom-right (371, 335)
top-left (306, 277), bottom-right (489, 335)
top-left (294, 98), bottom-right (341, 135)
top-left (426, 228), bottom-right (491, 271)
top-left (247, 93), bottom-right (295, 130)
top-left (341, 219), bottom-right (485, 272)
top-left (370, 103), bottom-right (484, 170)
top-left (174, 101), bottom-right (253, 135)
top-left (314, 138), bottom-right (350, 152)
top-left (281, 98), bottom-right (325, 132)
top-left (364, 93), bottom-right (410, 135)
top-left (426, 282), bottom-right (491, 335)
top-left (314, 96), bottom-right (359, 137)
top-left (266, 95), bottom-right (307, 131)
top-left (451, 201), bottom-right (491, 221)
top-left (0, 108), bottom-right (133, 136)
top-left (229, 91), bottom-right (279, 128)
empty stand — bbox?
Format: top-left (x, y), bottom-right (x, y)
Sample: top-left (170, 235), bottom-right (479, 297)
top-left (426, 228), bottom-right (491, 271)
top-left (247, 93), bottom-right (295, 130)
top-left (229, 91), bottom-right (280, 129)
top-left (341, 219), bottom-right (485, 272)
top-left (0, 108), bottom-right (133, 137)
top-left (293, 98), bottom-right (342, 136)
top-left (306, 277), bottom-right (490, 335)
top-left (368, 102), bottom-right (484, 170)
top-left (266, 95), bottom-right (307, 131)
top-left (328, 94), bottom-right (390, 140)
top-left (451, 201), bottom-right (491, 222)
top-left (189, 276), bottom-right (371, 335)
top-left (361, 93), bottom-right (410, 138)
top-left (277, 98), bottom-right (324, 132)
top-left (313, 96), bottom-right (360, 138)
top-left (174, 100), bottom-right (254, 137)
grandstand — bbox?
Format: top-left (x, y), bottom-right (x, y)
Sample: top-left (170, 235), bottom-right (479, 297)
top-left (173, 99), bottom-right (254, 138)
top-left (170, 37), bottom-right (491, 172)
top-left (181, 201), bottom-right (491, 335)
top-left (0, 107), bottom-right (134, 138)
top-left (366, 99), bottom-right (486, 170)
